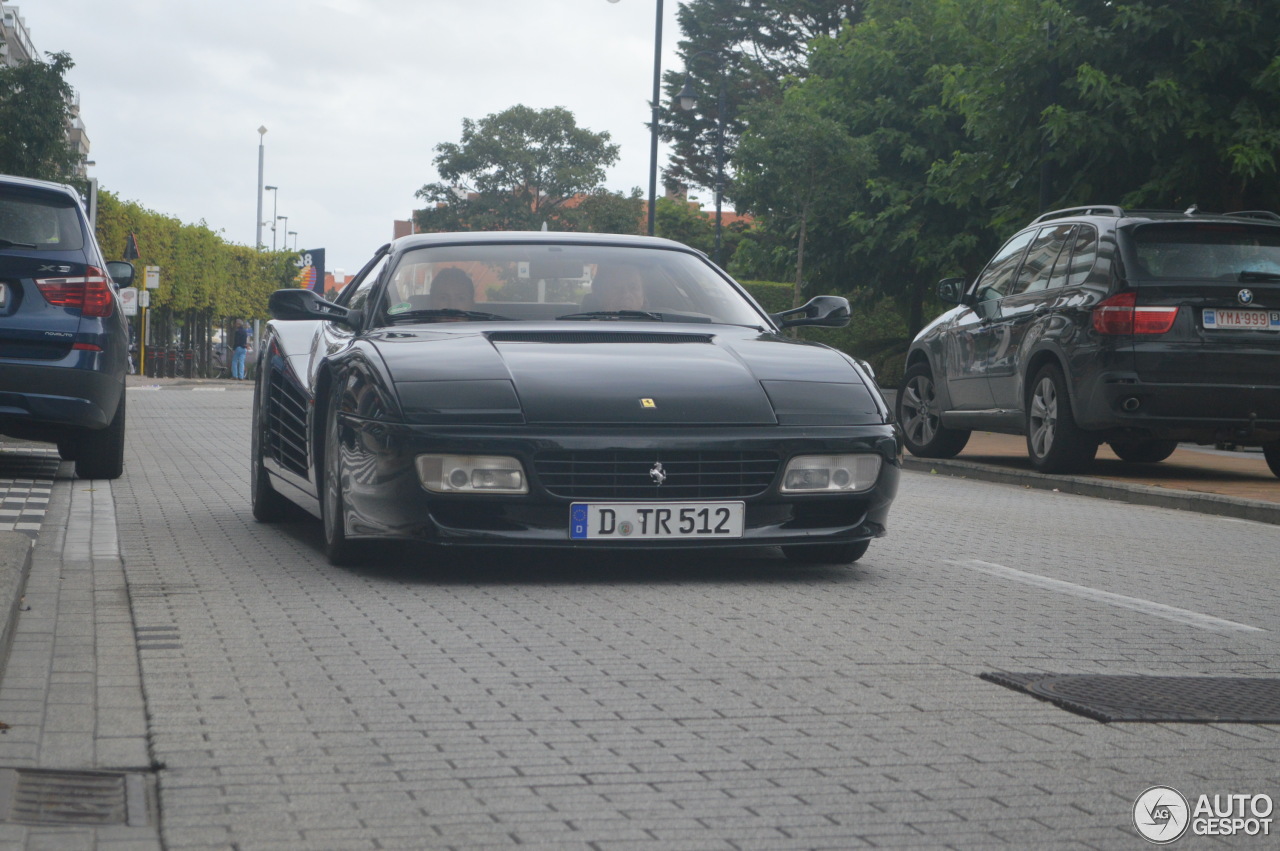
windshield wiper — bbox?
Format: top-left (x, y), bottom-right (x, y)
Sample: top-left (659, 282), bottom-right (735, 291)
top-left (1239, 270), bottom-right (1280, 282)
top-left (387, 309), bottom-right (513, 322)
top-left (0, 238), bottom-right (38, 249)
top-left (556, 310), bottom-right (665, 321)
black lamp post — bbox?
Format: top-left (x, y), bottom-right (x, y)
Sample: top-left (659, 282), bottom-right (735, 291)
top-left (607, 0), bottom-right (664, 236)
top-left (677, 63), bottom-right (727, 267)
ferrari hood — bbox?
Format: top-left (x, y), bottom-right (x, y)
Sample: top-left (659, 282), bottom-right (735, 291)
top-left (376, 327), bottom-right (882, 426)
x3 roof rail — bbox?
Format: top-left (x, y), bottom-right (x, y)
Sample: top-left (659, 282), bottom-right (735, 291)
top-left (1030, 205), bottom-right (1125, 224)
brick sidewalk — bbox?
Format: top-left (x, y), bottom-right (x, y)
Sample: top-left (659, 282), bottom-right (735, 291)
top-left (954, 431), bottom-right (1280, 504)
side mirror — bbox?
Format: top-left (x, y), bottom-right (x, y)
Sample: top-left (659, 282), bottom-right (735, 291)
top-left (937, 277), bottom-right (971, 305)
top-left (269, 288), bottom-right (359, 328)
top-left (770, 295), bottom-right (851, 329)
top-left (106, 261), bottom-right (135, 288)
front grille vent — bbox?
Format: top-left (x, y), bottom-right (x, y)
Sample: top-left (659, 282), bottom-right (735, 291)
top-left (489, 331), bottom-right (712, 345)
top-left (265, 373), bottom-right (309, 476)
top-left (534, 450), bottom-right (778, 500)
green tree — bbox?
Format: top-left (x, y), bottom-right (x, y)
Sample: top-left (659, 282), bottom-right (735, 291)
top-left (934, 0), bottom-right (1280, 219)
top-left (734, 92), bottom-right (867, 308)
top-left (561, 187), bottom-right (645, 235)
top-left (0, 51), bottom-right (81, 182)
top-left (415, 105), bottom-right (620, 232)
top-left (659, 1), bottom-right (862, 200)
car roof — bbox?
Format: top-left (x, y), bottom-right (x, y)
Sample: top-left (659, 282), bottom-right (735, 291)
top-left (1030, 205), bottom-right (1280, 228)
top-left (0, 173), bottom-right (82, 202)
top-left (389, 231), bottom-right (705, 255)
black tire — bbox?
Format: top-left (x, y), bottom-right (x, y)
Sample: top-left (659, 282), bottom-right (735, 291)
top-left (896, 363), bottom-right (970, 459)
top-left (1025, 364), bottom-right (1098, 473)
top-left (1108, 438), bottom-right (1178, 464)
top-left (74, 391), bottom-right (126, 479)
top-left (251, 364), bottom-right (292, 522)
top-left (782, 539), bottom-right (870, 565)
top-left (55, 439), bottom-right (79, 461)
top-left (321, 382), bottom-right (365, 566)
top-left (1264, 442), bottom-right (1280, 479)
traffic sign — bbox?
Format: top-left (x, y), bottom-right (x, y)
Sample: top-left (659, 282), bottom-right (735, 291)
top-left (144, 266), bottom-right (160, 289)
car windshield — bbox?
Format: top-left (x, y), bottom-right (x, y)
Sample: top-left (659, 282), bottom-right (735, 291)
top-left (0, 187), bottom-right (85, 251)
top-left (1129, 223), bottom-right (1280, 281)
top-left (375, 243), bottom-right (767, 327)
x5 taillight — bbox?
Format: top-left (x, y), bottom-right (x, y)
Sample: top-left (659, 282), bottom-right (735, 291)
top-left (1091, 291), bottom-right (1178, 335)
top-left (34, 266), bottom-right (115, 318)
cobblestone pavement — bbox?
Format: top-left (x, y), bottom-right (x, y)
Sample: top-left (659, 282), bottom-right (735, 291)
top-left (10, 385), bottom-right (1280, 849)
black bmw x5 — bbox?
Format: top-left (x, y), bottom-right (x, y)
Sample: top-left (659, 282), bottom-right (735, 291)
top-left (0, 174), bottom-right (133, 479)
top-left (897, 205), bottom-right (1280, 476)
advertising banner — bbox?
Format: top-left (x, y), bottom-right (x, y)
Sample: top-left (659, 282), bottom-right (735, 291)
top-left (295, 249), bottom-right (325, 292)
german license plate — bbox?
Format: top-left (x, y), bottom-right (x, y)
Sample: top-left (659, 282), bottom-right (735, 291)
top-left (570, 501), bottom-right (745, 540)
top-left (1202, 308), bottom-right (1280, 330)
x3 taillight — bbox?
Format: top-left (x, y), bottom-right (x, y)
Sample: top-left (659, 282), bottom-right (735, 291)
top-left (1091, 291), bottom-right (1178, 335)
top-left (34, 266), bottom-right (115, 318)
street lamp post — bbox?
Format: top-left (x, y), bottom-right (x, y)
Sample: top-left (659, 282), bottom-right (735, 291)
top-left (677, 59), bottom-right (727, 267)
top-left (264, 185), bottom-right (278, 251)
top-left (277, 215), bottom-right (288, 252)
top-left (607, 0), bottom-right (663, 236)
top-left (288, 231), bottom-right (298, 252)
top-left (255, 126), bottom-right (267, 250)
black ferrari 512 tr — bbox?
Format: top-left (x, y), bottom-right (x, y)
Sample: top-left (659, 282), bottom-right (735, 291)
top-left (252, 231), bottom-right (900, 565)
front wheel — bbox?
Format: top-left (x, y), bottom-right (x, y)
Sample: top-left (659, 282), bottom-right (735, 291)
top-left (74, 391), bottom-right (126, 479)
top-left (1025, 364), bottom-right (1097, 474)
top-left (1109, 438), bottom-right (1178, 464)
top-left (1264, 442), bottom-right (1280, 479)
top-left (782, 539), bottom-right (870, 565)
top-left (896, 363), bottom-right (970, 458)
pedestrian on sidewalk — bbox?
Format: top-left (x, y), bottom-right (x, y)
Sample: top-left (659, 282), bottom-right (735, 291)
top-left (232, 319), bottom-right (251, 380)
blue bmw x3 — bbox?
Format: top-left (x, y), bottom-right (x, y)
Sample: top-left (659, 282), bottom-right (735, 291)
top-left (0, 174), bottom-right (133, 479)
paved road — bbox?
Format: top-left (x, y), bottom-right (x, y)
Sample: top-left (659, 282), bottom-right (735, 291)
top-left (7, 385), bottom-right (1280, 849)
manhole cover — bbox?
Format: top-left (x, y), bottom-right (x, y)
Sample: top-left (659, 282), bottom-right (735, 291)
top-left (980, 673), bottom-right (1280, 722)
top-left (0, 768), bottom-right (149, 826)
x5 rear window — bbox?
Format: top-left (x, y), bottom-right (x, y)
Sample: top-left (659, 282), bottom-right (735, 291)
top-left (1129, 223), bottom-right (1280, 281)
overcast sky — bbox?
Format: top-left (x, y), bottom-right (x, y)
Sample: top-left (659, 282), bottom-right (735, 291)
top-left (30, 0), bottom-right (689, 275)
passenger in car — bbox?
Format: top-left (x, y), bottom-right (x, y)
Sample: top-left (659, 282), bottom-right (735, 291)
top-left (588, 265), bottom-right (646, 311)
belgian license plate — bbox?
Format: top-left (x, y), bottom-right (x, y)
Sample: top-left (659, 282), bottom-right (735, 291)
top-left (570, 501), bottom-right (745, 540)
top-left (1202, 308), bottom-right (1280, 330)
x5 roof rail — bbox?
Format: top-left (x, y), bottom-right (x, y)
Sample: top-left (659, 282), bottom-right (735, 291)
top-left (1225, 210), bottom-right (1280, 222)
top-left (1031, 205), bottom-right (1125, 224)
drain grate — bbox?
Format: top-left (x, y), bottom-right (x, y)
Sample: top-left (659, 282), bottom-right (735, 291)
top-left (0, 768), bottom-right (149, 826)
top-left (981, 673), bottom-right (1280, 722)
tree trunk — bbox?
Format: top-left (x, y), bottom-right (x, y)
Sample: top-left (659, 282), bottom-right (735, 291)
top-left (792, 206), bottom-right (809, 309)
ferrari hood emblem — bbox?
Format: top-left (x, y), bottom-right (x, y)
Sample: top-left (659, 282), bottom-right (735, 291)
top-left (649, 463), bottom-right (667, 485)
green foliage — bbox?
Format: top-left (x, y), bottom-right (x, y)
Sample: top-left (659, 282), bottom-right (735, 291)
top-left (415, 105), bottom-right (621, 232)
top-left (741, 279), bottom-right (911, 386)
top-left (654, 195), bottom-right (751, 265)
top-left (0, 52), bottom-right (82, 183)
top-left (94, 189), bottom-right (297, 318)
top-left (659, 0), bottom-right (862, 199)
top-left (734, 90), bottom-right (868, 306)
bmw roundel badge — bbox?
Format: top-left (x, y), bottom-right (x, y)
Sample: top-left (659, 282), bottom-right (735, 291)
top-left (1238, 288), bottom-right (1255, 305)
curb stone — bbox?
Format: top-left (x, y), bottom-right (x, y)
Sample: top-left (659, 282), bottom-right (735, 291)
top-left (0, 531), bottom-right (32, 676)
top-left (901, 455), bottom-right (1280, 526)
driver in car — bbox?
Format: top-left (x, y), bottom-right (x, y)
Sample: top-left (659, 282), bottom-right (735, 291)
top-left (430, 268), bottom-right (476, 311)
